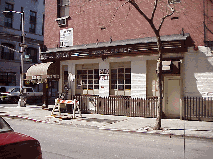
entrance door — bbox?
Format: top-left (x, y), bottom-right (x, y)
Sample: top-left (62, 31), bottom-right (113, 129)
top-left (164, 76), bottom-right (180, 118)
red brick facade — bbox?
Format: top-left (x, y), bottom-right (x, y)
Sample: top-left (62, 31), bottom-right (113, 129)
top-left (44, 0), bottom-right (213, 49)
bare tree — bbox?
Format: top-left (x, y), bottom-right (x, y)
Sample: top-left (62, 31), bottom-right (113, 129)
top-left (119, 0), bottom-right (175, 130)
top-left (70, 0), bottom-right (176, 129)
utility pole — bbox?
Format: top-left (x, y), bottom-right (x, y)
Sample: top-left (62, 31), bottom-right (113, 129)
top-left (2, 10), bottom-right (26, 107)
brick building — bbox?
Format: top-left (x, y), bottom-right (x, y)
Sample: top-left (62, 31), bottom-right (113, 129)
top-left (28, 0), bottom-right (213, 118)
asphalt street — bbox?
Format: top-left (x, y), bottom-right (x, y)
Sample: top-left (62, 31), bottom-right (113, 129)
top-left (4, 117), bottom-right (213, 159)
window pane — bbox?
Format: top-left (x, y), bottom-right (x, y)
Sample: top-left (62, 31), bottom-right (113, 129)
top-left (125, 85), bottom-right (131, 89)
top-left (83, 85), bottom-right (87, 89)
top-left (125, 79), bottom-right (131, 84)
top-left (118, 85), bottom-right (124, 90)
top-left (94, 80), bottom-right (99, 84)
top-left (88, 75), bottom-right (93, 79)
top-left (111, 69), bottom-right (117, 74)
top-left (82, 80), bottom-right (87, 84)
top-left (82, 75), bottom-right (87, 79)
top-left (94, 69), bottom-right (99, 74)
top-left (111, 74), bottom-right (117, 79)
top-left (111, 85), bottom-right (117, 89)
top-left (88, 80), bottom-right (93, 84)
top-left (125, 68), bottom-right (131, 73)
top-left (125, 74), bottom-right (131, 79)
top-left (118, 68), bottom-right (124, 73)
top-left (88, 85), bottom-right (93, 90)
top-left (82, 70), bottom-right (87, 74)
top-left (88, 70), bottom-right (93, 74)
top-left (111, 80), bottom-right (117, 85)
top-left (118, 74), bottom-right (124, 79)
top-left (118, 79), bottom-right (124, 84)
top-left (94, 85), bottom-right (99, 89)
top-left (94, 75), bottom-right (99, 79)
top-left (65, 6), bottom-right (69, 16)
top-left (77, 70), bottom-right (82, 74)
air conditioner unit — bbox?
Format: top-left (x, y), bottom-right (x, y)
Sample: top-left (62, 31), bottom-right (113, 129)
top-left (56, 19), bottom-right (66, 26)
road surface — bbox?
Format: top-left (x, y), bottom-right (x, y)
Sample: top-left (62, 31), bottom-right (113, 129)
top-left (4, 117), bottom-right (213, 159)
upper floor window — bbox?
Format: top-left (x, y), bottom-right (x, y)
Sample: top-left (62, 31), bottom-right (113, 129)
top-left (57, 0), bottom-right (69, 18)
top-left (4, 3), bottom-right (13, 28)
top-left (0, 72), bottom-right (16, 86)
top-left (26, 47), bottom-right (37, 63)
top-left (42, 14), bottom-right (45, 35)
top-left (29, 11), bottom-right (37, 34)
top-left (1, 43), bottom-right (14, 60)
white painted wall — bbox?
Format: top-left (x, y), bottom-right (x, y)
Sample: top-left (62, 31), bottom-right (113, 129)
top-left (131, 60), bottom-right (146, 98)
top-left (60, 55), bottom-right (161, 98)
top-left (99, 60), bottom-right (109, 97)
top-left (183, 46), bottom-right (213, 97)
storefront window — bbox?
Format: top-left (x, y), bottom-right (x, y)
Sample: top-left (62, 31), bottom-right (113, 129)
top-left (111, 68), bottom-right (131, 91)
top-left (76, 69), bottom-right (99, 91)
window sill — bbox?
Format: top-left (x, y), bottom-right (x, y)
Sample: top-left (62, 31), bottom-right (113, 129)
top-left (55, 16), bottom-right (70, 21)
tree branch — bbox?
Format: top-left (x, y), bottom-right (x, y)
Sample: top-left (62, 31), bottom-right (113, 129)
top-left (158, 4), bottom-right (175, 32)
top-left (128, 0), bottom-right (151, 23)
top-left (151, 0), bottom-right (158, 22)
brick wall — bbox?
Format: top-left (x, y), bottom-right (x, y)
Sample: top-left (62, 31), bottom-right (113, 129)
top-left (44, 0), bottom-right (212, 49)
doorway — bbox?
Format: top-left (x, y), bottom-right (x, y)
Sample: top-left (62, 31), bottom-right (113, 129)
top-left (164, 76), bottom-right (181, 118)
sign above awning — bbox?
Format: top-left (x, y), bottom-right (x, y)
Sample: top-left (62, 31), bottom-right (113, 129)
top-left (26, 62), bottom-right (60, 80)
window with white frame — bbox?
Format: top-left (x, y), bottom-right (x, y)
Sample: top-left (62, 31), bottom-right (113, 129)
top-left (110, 62), bottom-right (131, 96)
top-left (29, 11), bottom-right (37, 33)
top-left (76, 69), bottom-right (99, 91)
top-left (4, 2), bottom-right (13, 28)
top-left (1, 43), bottom-right (14, 60)
top-left (111, 68), bottom-right (131, 91)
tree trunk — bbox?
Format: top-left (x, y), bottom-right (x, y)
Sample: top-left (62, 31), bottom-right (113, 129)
top-left (154, 34), bottom-right (163, 130)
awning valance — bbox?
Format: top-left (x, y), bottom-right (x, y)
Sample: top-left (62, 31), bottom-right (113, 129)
top-left (26, 62), bottom-right (60, 80)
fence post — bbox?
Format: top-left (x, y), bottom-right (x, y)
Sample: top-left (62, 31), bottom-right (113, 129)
top-left (198, 97), bottom-right (200, 120)
top-left (144, 98), bottom-right (146, 117)
top-left (196, 97), bottom-right (197, 118)
top-left (201, 97), bottom-right (203, 119)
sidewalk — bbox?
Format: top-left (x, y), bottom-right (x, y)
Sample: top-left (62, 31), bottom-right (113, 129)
top-left (0, 104), bottom-right (213, 139)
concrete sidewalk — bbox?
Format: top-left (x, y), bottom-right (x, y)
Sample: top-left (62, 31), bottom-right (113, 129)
top-left (0, 104), bottom-right (213, 139)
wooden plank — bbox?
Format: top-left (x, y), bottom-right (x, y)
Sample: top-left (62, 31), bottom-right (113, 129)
top-left (196, 97), bottom-right (197, 118)
top-left (198, 97), bottom-right (200, 120)
top-left (144, 98), bottom-right (146, 117)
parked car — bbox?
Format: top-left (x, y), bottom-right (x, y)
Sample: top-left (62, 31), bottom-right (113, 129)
top-left (1, 87), bottom-right (43, 104)
top-left (0, 117), bottom-right (42, 159)
top-left (0, 86), bottom-right (20, 103)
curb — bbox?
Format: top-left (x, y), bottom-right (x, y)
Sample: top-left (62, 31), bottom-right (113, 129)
top-left (1, 114), bottom-right (213, 140)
